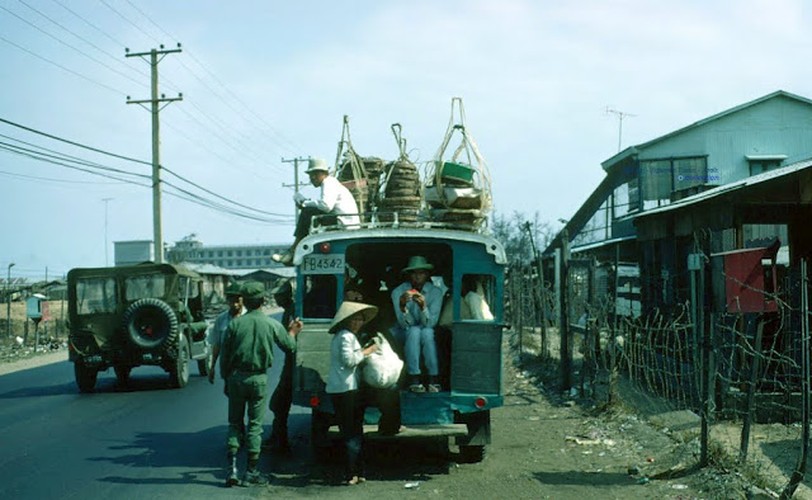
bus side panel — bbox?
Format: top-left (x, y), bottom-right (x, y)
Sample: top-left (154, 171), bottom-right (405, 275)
top-left (450, 322), bottom-right (503, 395)
top-left (293, 325), bottom-right (332, 405)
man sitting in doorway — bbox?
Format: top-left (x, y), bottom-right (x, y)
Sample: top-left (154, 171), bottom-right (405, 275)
top-left (273, 158), bottom-right (360, 265)
top-left (390, 255), bottom-right (443, 393)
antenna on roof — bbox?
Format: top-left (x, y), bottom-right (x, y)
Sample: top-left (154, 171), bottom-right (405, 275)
top-left (605, 107), bottom-right (637, 153)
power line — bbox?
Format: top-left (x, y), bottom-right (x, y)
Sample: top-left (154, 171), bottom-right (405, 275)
top-left (0, 169), bottom-right (123, 185)
top-left (171, 104), bottom-right (283, 178)
top-left (0, 141), bottom-right (291, 224)
top-left (17, 0), bottom-right (149, 82)
top-left (0, 117), bottom-right (288, 220)
top-left (0, 132), bottom-right (147, 176)
top-left (0, 142), bottom-right (152, 186)
top-left (0, 116), bottom-right (151, 165)
top-left (1, 3), bottom-right (147, 90)
top-left (50, 0), bottom-right (127, 48)
top-left (118, 0), bottom-right (301, 155)
top-left (98, 0), bottom-right (160, 45)
top-left (6, 0), bottom-right (299, 187)
top-left (0, 140), bottom-right (149, 180)
top-left (0, 34), bottom-right (124, 96)
top-left (161, 166), bottom-right (290, 218)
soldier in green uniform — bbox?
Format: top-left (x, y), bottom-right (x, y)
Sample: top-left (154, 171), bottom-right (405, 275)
top-left (220, 281), bottom-right (303, 486)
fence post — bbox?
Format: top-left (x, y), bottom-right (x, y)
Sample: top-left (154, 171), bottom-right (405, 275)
top-left (739, 318), bottom-right (763, 463)
top-left (688, 252), bottom-right (711, 467)
top-left (560, 229), bottom-right (571, 391)
top-left (781, 259), bottom-right (809, 499)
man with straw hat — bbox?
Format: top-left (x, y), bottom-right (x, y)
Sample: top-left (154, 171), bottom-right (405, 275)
top-left (220, 281), bottom-right (303, 486)
top-left (390, 255), bottom-right (443, 393)
top-left (326, 301), bottom-right (379, 485)
top-left (273, 158), bottom-right (360, 265)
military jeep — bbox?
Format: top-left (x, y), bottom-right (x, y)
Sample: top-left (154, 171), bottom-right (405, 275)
top-left (67, 263), bottom-right (212, 393)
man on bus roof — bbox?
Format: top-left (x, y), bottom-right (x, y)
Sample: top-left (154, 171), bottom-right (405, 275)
top-left (273, 158), bottom-right (360, 266)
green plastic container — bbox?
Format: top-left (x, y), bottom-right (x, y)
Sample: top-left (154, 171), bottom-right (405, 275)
top-left (440, 161), bottom-right (475, 186)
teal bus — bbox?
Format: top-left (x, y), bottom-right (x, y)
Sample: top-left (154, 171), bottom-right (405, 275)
top-left (291, 221), bottom-right (506, 462)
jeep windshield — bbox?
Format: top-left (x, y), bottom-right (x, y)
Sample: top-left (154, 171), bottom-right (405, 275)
top-left (125, 274), bottom-right (167, 301)
top-left (75, 277), bottom-right (117, 315)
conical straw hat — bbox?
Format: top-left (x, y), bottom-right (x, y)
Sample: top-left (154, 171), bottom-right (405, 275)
top-left (329, 301), bottom-right (378, 333)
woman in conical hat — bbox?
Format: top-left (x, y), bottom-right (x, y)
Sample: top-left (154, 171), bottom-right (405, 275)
top-left (328, 301), bottom-right (378, 334)
top-left (325, 301), bottom-right (379, 485)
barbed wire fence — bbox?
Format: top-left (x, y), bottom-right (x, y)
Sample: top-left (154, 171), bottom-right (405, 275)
top-left (506, 250), bottom-right (812, 497)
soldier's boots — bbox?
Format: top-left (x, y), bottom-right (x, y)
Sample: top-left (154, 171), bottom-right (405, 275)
top-left (225, 453), bottom-right (239, 487)
top-left (244, 456), bottom-right (267, 486)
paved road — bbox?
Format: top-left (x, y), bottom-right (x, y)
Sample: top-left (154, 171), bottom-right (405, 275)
top-left (0, 348), bottom-right (303, 500)
top-left (0, 342), bottom-right (712, 499)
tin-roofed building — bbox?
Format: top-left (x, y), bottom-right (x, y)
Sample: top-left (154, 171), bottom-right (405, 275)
top-left (543, 90), bottom-right (812, 317)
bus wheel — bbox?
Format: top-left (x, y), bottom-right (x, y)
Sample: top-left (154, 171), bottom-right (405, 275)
top-left (459, 444), bottom-right (485, 463)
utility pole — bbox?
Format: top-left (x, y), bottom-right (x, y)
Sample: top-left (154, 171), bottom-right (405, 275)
top-left (281, 156), bottom-right (311, 221)
top-left (126, 44), bottom-right (183, 264)
top-left (102, 198), bottom-right (113, 266)
top-left (605, 107), bottom-right (636, 152)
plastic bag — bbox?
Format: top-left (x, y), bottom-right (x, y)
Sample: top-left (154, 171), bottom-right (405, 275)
top-left (362, 334), bottom-right (403, 389)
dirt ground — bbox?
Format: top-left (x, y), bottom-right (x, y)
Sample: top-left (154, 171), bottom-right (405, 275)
top-left (0, 301), bottom-right (66, 366)
top-left (0, 312), bottom-right (782, 499)
top-left (247, 336), bottom-right (770, 499)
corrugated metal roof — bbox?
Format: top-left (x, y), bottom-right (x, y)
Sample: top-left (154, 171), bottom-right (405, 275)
top-left (634, 157), bottom-right (812, 219)
top-left (571, 235), bottom-right (637, 254)
top-left (602, 90), bottom-right (812, 171)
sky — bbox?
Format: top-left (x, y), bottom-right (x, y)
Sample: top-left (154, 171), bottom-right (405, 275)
top-left (1, 0), bottom-right (811, 281)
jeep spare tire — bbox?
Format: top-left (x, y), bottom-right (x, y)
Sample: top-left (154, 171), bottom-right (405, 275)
top-left (123, 298), bottom-right (179, 350)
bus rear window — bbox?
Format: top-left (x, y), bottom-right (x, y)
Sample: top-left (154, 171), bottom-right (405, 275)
top-left (302, 275), bottom-right (337, 319)
top-left (461, 274), bottom-right (496, 321)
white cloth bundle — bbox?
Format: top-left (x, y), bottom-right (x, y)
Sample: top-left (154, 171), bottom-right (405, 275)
top-left (362, 334), bottom-right (403, 389)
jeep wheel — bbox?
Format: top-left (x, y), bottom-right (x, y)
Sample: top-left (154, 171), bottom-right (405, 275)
top-left (75, 363), bottom-right (98, 393)
top-left (170, 334), bottom-right (190, 388)
top-left (114, 366), bottom-right (131, 386)
top-left (123, 298), bottom-right (179, 350)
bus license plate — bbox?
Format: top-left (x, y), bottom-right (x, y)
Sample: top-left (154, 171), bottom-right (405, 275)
top-left (301, 254), bottom-right (345, 274)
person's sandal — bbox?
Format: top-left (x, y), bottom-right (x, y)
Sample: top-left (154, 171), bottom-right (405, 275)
top-left (409, 383), bottom-right (426, 393)
top-left (427, 384), bottom-right (441, 393)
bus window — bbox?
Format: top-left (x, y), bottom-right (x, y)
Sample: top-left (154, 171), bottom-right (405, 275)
top-left (461, 274), bottom-right (495, 321)
top-left (302, 274), bottom-right (337, 319)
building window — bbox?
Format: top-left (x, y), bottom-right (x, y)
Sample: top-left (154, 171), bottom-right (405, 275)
top-left (749, 159), bottom-right (782, 175)
top-left (673, 157), bottom-right (708, 191)
top-left (573, 198), bottom-right (610, 247)
top-left (613, 182), bottom-right (631, 218)
top-left (640, 159), bottom-right (673, 202)
top-left (640, 156), bottom-right (708, 208)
